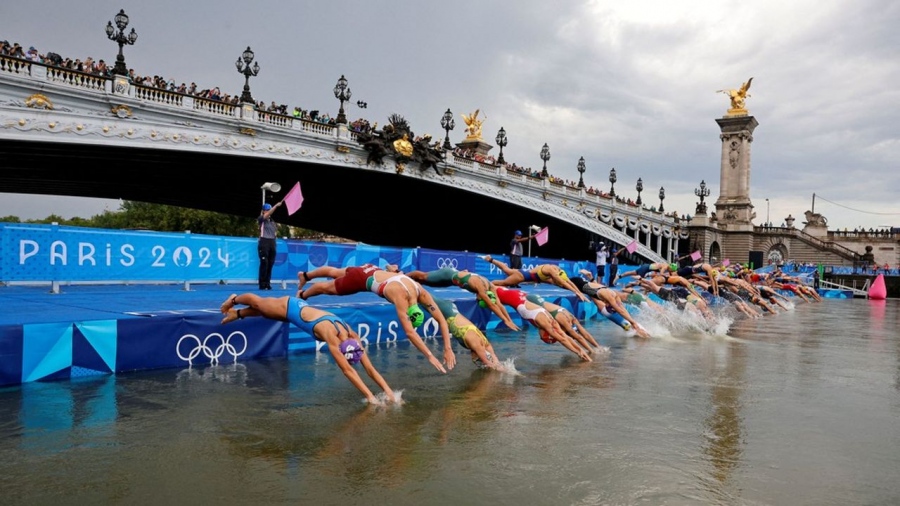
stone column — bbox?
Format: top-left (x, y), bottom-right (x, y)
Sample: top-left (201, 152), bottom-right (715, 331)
top-left (714, 115), bottom-right (758, 232)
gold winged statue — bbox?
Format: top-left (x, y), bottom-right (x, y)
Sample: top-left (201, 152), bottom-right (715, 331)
top-left (461, 109), bottom-right (486, 140)
top-left (717, 77), bottom-right (753, 116)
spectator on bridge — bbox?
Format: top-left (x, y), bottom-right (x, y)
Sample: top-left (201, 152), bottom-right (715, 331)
top-left (220, 293), bottom-right (397, 405)
top-left (257, 201), bottom-right (282, 290)
top-left (508, 229), bottom-right (531, 269)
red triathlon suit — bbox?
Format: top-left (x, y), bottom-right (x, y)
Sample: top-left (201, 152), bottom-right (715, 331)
top-left (333, 264), bottom-right (380, 295)
top-left (495, 286), bottom-right (527, 307)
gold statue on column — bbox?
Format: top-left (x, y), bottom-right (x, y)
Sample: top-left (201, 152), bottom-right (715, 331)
top-left (717, 77), bottom-right (753, 116)
top-left (461, 109), bottom-right (486, 140)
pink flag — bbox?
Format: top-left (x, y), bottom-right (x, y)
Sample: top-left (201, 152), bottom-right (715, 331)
top-left (535, 227), bottom-right (549, 246)
top-left (283, 182), bottom-right (304, 215)
top-left (690, 250), bottom-right (702, 262)
top-left (625, 239), bottom-right (638, 254)
top-left (723, 259), bottom-right (731, 267)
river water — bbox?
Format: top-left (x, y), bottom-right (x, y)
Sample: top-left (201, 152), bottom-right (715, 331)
top-left (1, 299), bottom-right (898, 505)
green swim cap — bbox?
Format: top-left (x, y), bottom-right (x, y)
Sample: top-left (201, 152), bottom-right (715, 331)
top-left (478, 290), bottom-right (498, 308)
top-left (407, 304), bottom-right (425, 328)
top-left (669, 263), bottom-right (678, 272)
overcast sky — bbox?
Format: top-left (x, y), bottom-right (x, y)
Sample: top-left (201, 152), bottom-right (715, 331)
top-left (2, 0), bottom-right (899, 230)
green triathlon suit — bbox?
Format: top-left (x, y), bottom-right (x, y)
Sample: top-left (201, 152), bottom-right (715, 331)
top-left (424, 267), bottom-right (459, 287)
top-left (433, 297), bottom-right (485, 350)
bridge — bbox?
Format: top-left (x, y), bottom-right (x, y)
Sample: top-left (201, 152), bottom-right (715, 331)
top-left (0, 56), bottom-right (686, 263)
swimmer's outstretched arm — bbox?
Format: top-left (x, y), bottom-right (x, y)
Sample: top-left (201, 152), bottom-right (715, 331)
top-left (393, 303), bottom-right (448, 374)
top-left (419, 290), bottom-right (457, 371)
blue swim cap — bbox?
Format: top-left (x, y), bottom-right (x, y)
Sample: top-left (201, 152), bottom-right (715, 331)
top-left (339, 338), bottom-right (364, 365)
top-left (262, 203), bottom-right (272, 211)
top-left (515, 230), bottom-right (523, 236)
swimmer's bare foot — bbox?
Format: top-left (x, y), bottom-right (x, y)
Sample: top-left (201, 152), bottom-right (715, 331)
top-left (220, 294), bottom-right (238, 313)
top-left (296, 271), bottom-right (308, 292)
top-left (221, 308), bottom-right (240, 324)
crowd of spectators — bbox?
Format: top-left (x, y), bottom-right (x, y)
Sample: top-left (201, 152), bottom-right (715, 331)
top-left (1, 37), bottom-right (353, 128)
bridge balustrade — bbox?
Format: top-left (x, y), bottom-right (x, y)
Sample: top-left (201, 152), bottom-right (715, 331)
top-left (1, 53), bottom-right (680, 261)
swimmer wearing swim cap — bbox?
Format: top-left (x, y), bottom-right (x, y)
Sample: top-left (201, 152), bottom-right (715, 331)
top-left (407, 304), bottom-right (425, 328)
top-left (219, 292), bottom-right (396, 405)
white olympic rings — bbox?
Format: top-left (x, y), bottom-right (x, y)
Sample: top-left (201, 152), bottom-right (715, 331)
top-left (177, 331), bottom-right (248, 365)
top-left (435, 257), bottom-right (459, 269)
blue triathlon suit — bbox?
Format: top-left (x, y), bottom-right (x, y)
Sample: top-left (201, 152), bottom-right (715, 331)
top-left (286, 297), bottom-right (346, 337)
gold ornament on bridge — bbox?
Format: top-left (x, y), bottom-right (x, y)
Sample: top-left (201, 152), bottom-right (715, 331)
top-left (25, 93), bottom-right (53, 110)
top-left (239, 127), bottom-right (257, 137)
top-left (110, 104), bottom-right (132, 118)
top-left (461, 109), bottom-right (486, 141)
top-left (717, 77), bottom-right (753, 117)
top-left (393, 134), bottom-right (413, 157)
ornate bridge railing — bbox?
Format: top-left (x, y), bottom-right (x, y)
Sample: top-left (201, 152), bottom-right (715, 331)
top-left (0, 53), bottom-right (680, 262)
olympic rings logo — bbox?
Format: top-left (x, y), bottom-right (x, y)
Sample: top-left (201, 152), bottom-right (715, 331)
top-left (177, 331), bottom-right (248, 366)
top-left (435, 257), bottom-right (459, 269)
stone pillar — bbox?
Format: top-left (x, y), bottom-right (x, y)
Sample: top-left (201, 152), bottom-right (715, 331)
top-left (714, 115), bottom-right (758, 232)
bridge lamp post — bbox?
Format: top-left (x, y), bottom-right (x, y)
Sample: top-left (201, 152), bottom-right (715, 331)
top-left (495, 127), bottom-right (508, 166)
top-left (261, 182), bottom-right (281, 207)
top-left (235, 47), bottom-right (260, 104)
top-left (577, 157), bottom-right (586, 188)
top-left (765, 198), bottom-right (770, 225)
top-left (441, 108), bottom-right (455, 150)
top-left (694, 179), bottom-right (710, 214)
top-left (540, 143), bottom-right (550, 178)
top-left (105, 9), bottom-right (138, 76)
top-left (658, 186), bottom-right (666, 213)
top-left (636, 177), bottom-right (643, 205)
top-left (608, 167), bottom-right (617, 197)
top-left (333, 75), bottom-right (352, 125)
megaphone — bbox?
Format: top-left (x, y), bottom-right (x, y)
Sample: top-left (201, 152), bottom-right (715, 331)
top-left (529, 225), bottom-right (542, 232)
top-left (261, 182), bottom-right (281, 192)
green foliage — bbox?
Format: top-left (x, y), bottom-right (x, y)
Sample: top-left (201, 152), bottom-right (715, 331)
top-left (4, 201), bottom-right (327, 239)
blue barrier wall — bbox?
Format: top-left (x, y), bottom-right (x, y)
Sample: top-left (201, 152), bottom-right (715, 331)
top-left (0, 223), bottom-right (601, 284)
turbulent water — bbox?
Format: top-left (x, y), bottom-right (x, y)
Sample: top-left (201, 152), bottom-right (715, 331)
top-left (1, 299), bottom-right (899, 505)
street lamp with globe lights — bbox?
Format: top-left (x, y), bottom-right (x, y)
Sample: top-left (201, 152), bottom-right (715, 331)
top-left (105, 9), bottom-right (138, 76)
top-left (694, 179), bottom-right (710, 214)
top-left (440, 108), bottom-right (455, 150)
top-left (333, 75), bottom-right (352, 125)
top-left (608, 167), bottom-right (617, 197)
top-left (659, 187), bottom-right (666, 213)
top-left (636, 177), bottom-right (643, 205)
top-left (540, 143), bottom-right (551, 178)
top-left (235, 46), bottom-right (260, 104)
top-left (496, 127), bottom-right (508, 165)
top-left (577, 157), bottom-right (586, 188)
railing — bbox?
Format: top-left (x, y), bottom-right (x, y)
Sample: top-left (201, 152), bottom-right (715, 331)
top-left (133, 84), bottom-right (184, 107)
top-left (0, 55), bottom-right (32, 76)
top-left (192, 96), bottom-right (237, 117)
top-left (0, 53), bottom-right (680, 248)
top-left (46, 66), bottom-right (108, 92)
top-left (794, 229), bottom-right (860, 260)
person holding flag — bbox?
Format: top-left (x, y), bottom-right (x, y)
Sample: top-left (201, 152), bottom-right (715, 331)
top-left (257, 200), bottom-right (282, 290)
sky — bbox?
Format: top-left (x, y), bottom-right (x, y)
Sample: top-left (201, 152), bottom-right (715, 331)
top-left (2, 0), bottom-right (899, 230)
